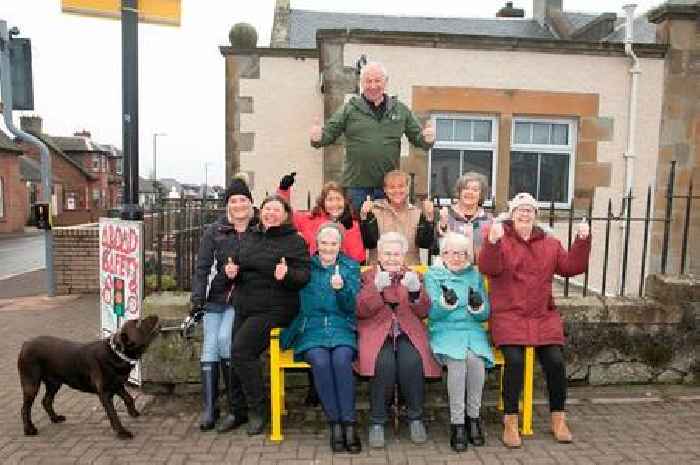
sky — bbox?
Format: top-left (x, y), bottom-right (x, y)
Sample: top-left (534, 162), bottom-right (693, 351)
top-left (1, 0), bottom-right (664, 187)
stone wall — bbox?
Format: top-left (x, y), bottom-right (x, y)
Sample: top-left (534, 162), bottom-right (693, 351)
top-left (53, 224), bottom-right (100, 295)
top-left (140, 273), bottom-right (699, 393)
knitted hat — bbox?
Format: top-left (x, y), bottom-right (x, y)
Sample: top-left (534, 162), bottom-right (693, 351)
top-left (508, 192), bottom-right (538, 214)
top-left (224, 178), bottom-right (252, 203)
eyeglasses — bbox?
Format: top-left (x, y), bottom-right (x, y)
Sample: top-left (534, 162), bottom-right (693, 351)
top-left (514, 207), bottom-right (536, 215)
top-left (441, 251), bottom-right (467, 258)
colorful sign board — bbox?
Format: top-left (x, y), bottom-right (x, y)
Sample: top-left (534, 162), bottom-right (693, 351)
top-left (61, 0), bottom-right (181, 26)
top-left (99, 217), bottom-right (144, 384)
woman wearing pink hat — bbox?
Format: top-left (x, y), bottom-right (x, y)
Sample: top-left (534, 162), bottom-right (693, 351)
top-left (479, 192), bottom-right (591, 448)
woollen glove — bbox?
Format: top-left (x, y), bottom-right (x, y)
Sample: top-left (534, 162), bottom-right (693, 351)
top-left (374, 270), bottom-right (392, 292)
top-left (338, 208), bottom-right (354, 230)
top-left (467, 287), bottom-right (485, 313)
top-left (279, 172), bottom-right (296, 190)
top-left (400, 271), bottom-right (421, 293)
top-left (440, 285), bottom-right (458, 309)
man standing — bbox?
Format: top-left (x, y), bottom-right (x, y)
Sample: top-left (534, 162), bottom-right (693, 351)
top-left (310, 62), bottom-right (435, 210)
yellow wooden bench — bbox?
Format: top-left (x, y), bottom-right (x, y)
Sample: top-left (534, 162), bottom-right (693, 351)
top-left (269, 265), bottom-right (534, 441)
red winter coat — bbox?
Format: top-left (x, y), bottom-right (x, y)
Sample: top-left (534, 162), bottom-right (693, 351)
top-left (354, 267), bottom-right (441, 377)
top-left (278, 188), bottom-right (366, 263)
top-left (478, 222), bottom-right (591, 347)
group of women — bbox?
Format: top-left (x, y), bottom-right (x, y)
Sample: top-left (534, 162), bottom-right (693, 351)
top-left (190, 169), bottom-right (591, 454)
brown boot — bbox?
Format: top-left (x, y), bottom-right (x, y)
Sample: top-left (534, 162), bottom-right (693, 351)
top-left (502, 414), bottom-right (522, 448)
top-left (551, 411), bottom-right (573, 443)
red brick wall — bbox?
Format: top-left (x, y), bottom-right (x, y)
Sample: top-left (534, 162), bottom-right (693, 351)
top-left (0, 152), bottom-right (29, 233)
top-left (53, 226), bottom-right (99, 294)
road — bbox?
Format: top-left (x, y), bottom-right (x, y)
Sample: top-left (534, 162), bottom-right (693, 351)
top-left (0, 234), bottom-right (45, 280)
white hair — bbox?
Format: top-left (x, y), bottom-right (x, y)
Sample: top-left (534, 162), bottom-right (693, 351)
top-left (316, 223), bottom-right (343, 244)
top-left (360, 62), bottom-right (388, 85)
top-left (440, 232), bottom-right (474, 264)
top-left (377, 231), bottom-right (408, 255)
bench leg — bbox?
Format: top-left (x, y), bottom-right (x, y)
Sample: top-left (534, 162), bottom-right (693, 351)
top-left (270, 365), bottom-right (283, 441)
top-left (521, 347), bottom-right (534, 436)
top-left (497, 364), bottom-right (504, 412)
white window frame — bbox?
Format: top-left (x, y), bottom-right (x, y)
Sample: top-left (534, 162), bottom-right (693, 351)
top-left (510, 117), bottom-right (577, 208)
top-left (428, 114), bottom-right (499, 207)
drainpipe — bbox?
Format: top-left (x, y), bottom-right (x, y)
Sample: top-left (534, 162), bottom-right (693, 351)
top-left (618, 4), bottom-right (642, 296)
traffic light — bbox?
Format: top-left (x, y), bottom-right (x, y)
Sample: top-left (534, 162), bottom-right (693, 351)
top-left (113, 277), bottom-right (125, 317)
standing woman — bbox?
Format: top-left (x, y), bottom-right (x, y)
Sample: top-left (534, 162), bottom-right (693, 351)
top-left (436, 172), bottom-right (492, 262)
top-left (229, 195), bottom-right (311, 435)
top-left (190, 178), bottom-right (256, 432)
top-left (424, 233), bottom-right (492, 452)
top-left (360, 170), bottom-right (435, 265)
top-left (356, 232), bottom-right (441, 449)
top-left (479, 192), bottom-right (591, 448)
top-left (280, 223), bottom-right (362, 453)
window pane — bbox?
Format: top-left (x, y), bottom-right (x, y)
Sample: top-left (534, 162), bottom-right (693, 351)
top-left (533, 123), bottom-right (550, 144)
top-left (551, 124), bottom-right (568, 145)
top-left (473, 120), bottom-right (492, 142)
top-left (462, 150), bottom-right (493, 199)
top-left (430, 149), bottom-right (460, 199)
top-left (509, 152), bottom-right (538, 199)
top-left (514, 122), bottom-right (531, 144)
top-left (454, 120), bottom-right (471, 141)
top-left (539, 153), bottom-right (569, 203)
top-left (436, 119), bottom-right (453, 141)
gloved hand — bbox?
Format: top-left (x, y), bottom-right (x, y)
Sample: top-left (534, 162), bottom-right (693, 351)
top-left (279, 172), bottom-right (297, 190)
top-left (440, 285), bottom-right (458, 309)
top-left (189, 303), bottom-right (205, 322)
top-left (374, 270), bottom-right (392, 292)
top-left (400, 271), bottom-right (421, 293)
top-left (468, 287), bottom-right (483, 310)
top-left (338, 208), bottom-right (354, 230)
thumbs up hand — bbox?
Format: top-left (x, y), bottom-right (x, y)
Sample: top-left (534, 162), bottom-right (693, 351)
top-left (422, 121), bottom-right (435, 144)
top-left (360, 195), bottom-right (374, 220)
top-left (467, 286), bottom-right (484, 312)
top-left (440, 285), bottom-right (458, 309)
top-left (422, 199), bottom-right (435, 222)
top-left (331, 264), bottom-right (344, 290)
top-left (275, 257), bottom-right (288, 281)
top-left (224, 257), bottom-right (239, 279)
top-left (488, 221), bottom-right (504, 244)
top-left (577, 217), bottom-right (590, 239)
top-left (310, 116), bottom-right (323, 143)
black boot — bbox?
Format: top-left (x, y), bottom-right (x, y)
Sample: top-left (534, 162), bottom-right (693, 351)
top-left (217, 359), bottom-right (248, 433)
top-left (343, 422), bottom-right (362, 454)
top-left (450, 424), bottom-right (467, 452)
top-left (199, 362), bottom-right (219, 431)
top-left (329, 423), bottom-right (345, 452)
top-left (234, 359), bottom-right (267, 436)
top-left (467, 416), bottom-right (485, 446)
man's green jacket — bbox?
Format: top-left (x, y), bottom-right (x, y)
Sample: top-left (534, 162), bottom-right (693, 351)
top-left (311, 95), bottom-right (433, 188)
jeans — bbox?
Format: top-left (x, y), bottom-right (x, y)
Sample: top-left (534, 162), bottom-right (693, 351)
top-left (200, 303), bottom-right (235, 362)
top-left (304, 346), bottom-right (356, 423)
top-left (501, 345), bottom-right (567, 414)
top-left (347, 187), bottom-right (385, 213)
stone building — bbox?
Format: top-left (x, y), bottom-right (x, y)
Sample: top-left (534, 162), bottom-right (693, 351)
top-left (221, 0), bottom-right (699, 290)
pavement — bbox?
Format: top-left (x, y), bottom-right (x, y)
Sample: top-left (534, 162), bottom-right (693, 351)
top-left (1, 274), bottom-right (699, 464)
top-left (0, 231), bottom-right (45, 280)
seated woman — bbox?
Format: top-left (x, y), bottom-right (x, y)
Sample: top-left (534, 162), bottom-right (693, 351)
top-left (424, 233), bottom-right (492, 452)
top-left (280, 223), bottom-right (362, 453)
top-left (278, 174), bottom-right (366, 263)
top-left (435, 172), bottom-right (492, 263)
top-left (229, 195), bottom-right (311, 435)
top-left (356, 232), bottom-right (441, 449)
top-left (479, 192), bottom-right (591, 448)
top-left (360, 170), bottom-right (435, 265)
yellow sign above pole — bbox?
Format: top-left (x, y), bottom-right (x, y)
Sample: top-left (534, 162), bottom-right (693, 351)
top-left (61, 0), bottom-right (181, 26)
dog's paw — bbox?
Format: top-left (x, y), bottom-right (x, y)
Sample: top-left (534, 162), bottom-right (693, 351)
top-left (24, 425), bottom-right (38, 436)
top-left (51, 415), bottom-right (67, 423)
top-left (116, 429), bottom-right (134, 440)
top-left (127, 408), bottom-right (140, 418)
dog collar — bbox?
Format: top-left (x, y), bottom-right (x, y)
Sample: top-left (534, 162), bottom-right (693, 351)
top-left (109, 335), bottom-right (139, 365)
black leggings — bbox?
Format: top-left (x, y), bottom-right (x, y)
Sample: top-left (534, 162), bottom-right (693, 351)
top-left (501, 345), bottom-right (567, 414)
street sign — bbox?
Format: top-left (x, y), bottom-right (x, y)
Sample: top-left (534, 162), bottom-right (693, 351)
top-left (61, 0), bottom-right (181, 26)
top-left (9, 38), bottom-right (33, 110)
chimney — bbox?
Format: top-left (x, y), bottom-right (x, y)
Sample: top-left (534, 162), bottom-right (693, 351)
top-left (74, 130), bottom-right (92, 138)
top-left (534, 0), bottom-right (563, 27)
top-left (497, 2), bottom-right (525, 18)
top-left (270, 0), bottom-right (290, 48)
top-left (20, 115), bottom-right (42, 135)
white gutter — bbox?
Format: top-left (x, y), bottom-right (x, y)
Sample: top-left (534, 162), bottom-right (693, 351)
top-left (623, 4), bottom-right (641, 197)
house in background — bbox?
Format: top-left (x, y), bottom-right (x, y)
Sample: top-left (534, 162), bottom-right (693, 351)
top-left (221, 0), bottom-right (699, 291)
top-left (0, 130), bottom-right (27, 233)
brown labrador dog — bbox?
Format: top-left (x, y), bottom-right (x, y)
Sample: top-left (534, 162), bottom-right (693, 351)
top-left (18, 315), bottom-right (160, 439)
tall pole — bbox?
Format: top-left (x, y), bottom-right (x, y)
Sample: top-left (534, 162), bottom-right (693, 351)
top-left (120, 0), bottom-right (142, 220)
top-left (152, 132), bottom-right (166, 183)
top-left (0, 20), bottom-right (55, 296)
